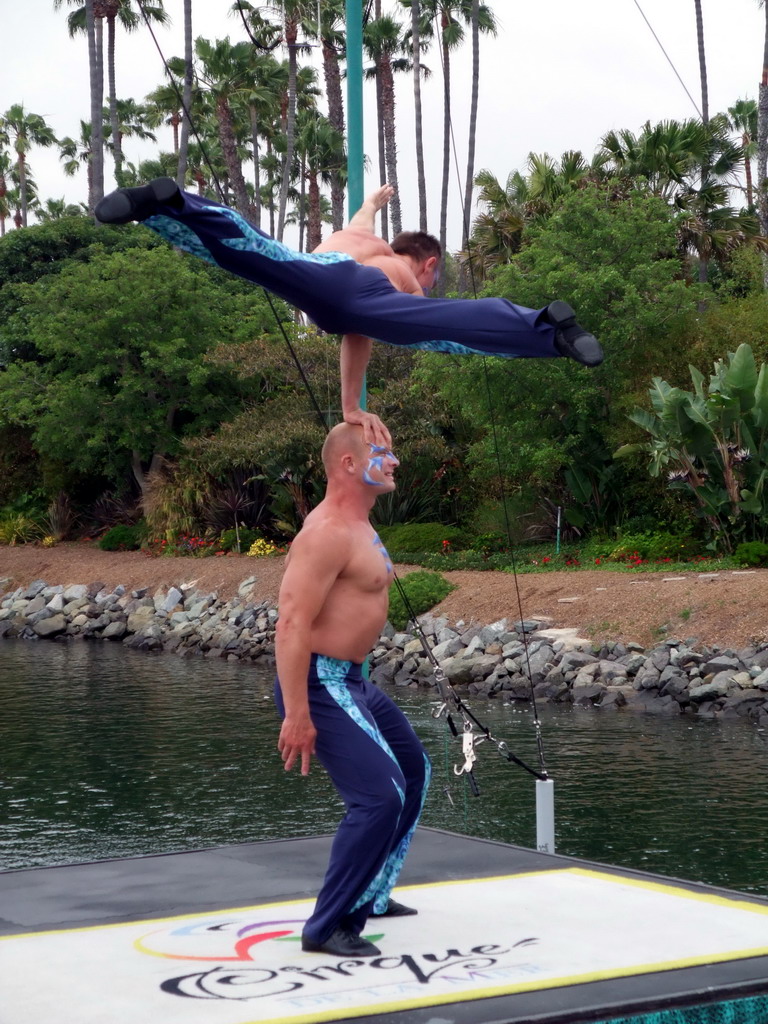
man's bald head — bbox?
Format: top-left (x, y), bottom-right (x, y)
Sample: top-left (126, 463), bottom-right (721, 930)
top-left (321, 422), bottom-right (367, 476)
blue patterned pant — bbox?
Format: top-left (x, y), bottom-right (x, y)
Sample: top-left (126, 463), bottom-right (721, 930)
top-left (275, 654), bottom-right (431, 943)
top-left (144, 191), bottom-right (559, 359)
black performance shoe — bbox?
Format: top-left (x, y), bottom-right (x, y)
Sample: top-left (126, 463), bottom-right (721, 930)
top-left (545, 300), bottom-right (603, 367)
top-left (301, 928), bottom-right (381, 957)
top-left (95, 177), bottom-right (182, 225)
top-left (372, 898), bottom-right (418, 917)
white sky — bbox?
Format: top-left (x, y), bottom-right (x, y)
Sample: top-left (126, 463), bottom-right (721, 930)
top-left (1, 0), bottom-right (764, 249)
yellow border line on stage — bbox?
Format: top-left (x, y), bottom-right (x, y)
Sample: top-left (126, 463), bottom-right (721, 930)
top-left (4, 866), bottom-right (768, 942)
top-left (4, 868), bottom-right (768, 1024)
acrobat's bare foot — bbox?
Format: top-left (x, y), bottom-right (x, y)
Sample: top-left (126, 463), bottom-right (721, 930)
top-left (367, 184), bottom-right (395, 213)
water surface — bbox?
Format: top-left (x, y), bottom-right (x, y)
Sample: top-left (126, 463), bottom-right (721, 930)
top-left (1, 640), bottom-right (767, 896)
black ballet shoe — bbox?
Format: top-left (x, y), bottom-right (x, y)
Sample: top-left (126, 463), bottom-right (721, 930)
top-left (372, 898), bottom-right (418, 917)
top-left (546, 300), bottom-right (604, 367)
top-left (95, 177), bottom-right (182, 225)
top-left (301, 927), bottom-right (381, 957)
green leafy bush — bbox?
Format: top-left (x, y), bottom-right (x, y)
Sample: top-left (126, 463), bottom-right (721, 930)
top-left (98, 523), bottom-right (144, 551)
top-left (378, 522), bottom-right (468, 553)
top-left (387, 570), bottom-right (456, 631)
top-left (219, 527), bottom-right (259, 553)
top-left (733, 541), bottom-right (768, 567)
top-left (608, 531), bottom-right (702, 562)
top-left (0, 514), bottom-right (43, 545)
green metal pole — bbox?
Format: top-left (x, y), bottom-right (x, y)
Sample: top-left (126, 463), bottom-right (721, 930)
top-left (346, 0), bottom-right (369, 678)
top-left (345, 0), bottom-right (366, 415)
top-left (345, 0), bottom-right (364, 219)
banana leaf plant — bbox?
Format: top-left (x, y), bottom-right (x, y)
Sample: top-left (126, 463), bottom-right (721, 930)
top-left (616, 344), bottom-right (768, 551)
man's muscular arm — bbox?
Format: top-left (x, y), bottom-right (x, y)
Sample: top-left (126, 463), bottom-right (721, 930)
top-left (340, 333), bottom-right (392, 448)
top-left (275, 521), bottom-right (352, 775)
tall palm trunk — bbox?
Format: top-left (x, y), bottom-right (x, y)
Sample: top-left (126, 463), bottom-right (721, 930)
top-left (374, 62), bottom-right (389, 240)
top-left (18, 153), bottom-right (29, 228)
top-left (322, 35), bottom-right (346, 231)
top-left (462, 0), bottom-right (480, 250)
top-left (412, 0), bottom-right (427, 230)
top-left (177, 0), bottom-right (193, 188)
top-left (216, 96), bottom-right (252, 218)
top-left (87, 0), bottom-right (105, 213)
top-left (249, 106), bottom-right (262, 228)
top-left (106, 8), bottom-right (123, 184)
top-left (379, 55), bottom-right (402, 236)
top-left (759, 2), bottom-right (768, 288)
top-left (439, 26), bottom-right (451, 288)
top-left (694, 0), bottom-right (709, 285)
top-left (277, 17), bottom-right (299, 241)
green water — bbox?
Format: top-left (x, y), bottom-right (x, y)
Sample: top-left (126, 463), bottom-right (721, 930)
top-left (1, 640), bottom-right (767, 896)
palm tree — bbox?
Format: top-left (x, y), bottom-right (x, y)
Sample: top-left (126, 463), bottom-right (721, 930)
top-left (408, 0), bottom-right (495, 267)
top-left (0, 149), bottom-right (12, 236)
top-left (103, 97), bottom-right (157, 161)
top-left (460, 167), bottom-right (527, 282)
top-left (364, 14), bottom-right (409, 237)
top-left (462, 0), bottom-right (496, 251)
top-left (726, 98), bottom-right (758, 209)
top-left (178, 0), bottom-right (193, 187)
top-left (0, 105), bottom-right (57, 227)
top-left (757, 0), bottom-right (768, 267)
top-left (296, 108), bottom-right (345, 250)
top-left (53, 0), bottom-right (104, 211)
top-left (694, 0), bottom-right (709, 123)
top-left (36, 197), bottom-right (87, 222)
top-left (60, 0), bottom-right (169, 185)
top-left (195, 36), bottom-right (257, 218)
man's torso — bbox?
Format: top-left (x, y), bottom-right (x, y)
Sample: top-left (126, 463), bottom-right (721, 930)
top-left (289, 510), bottom-right (394, 663)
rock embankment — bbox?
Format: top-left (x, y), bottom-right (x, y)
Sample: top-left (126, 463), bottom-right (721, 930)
top-left (2, 578), bottom-right (768, 729)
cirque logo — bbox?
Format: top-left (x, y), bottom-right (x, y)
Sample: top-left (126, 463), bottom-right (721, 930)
top-left (134, 916), bottom-right (385, 963)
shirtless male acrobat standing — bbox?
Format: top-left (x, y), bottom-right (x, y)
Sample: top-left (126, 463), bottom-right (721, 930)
top-left (274, 421), bottom-right (431, 958)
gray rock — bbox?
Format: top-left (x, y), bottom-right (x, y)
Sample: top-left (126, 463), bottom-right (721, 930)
top-left (126, 606), bottom-right (157, 632)
top-left (559, 650), bottom-right (599, 676)
top-left (752, 668), bottom-right (768, 690)
top-left (22, 579), bottom-right (49, 600)
top-left (635, 666), bottom-right (660, 690)
top-left (513, 620), bottom-right (541, 634)
top-left (391, 632), bottom-right (414, 648)
top-left (162, 587), bottom-right (184, 613)
top-left (33, 614), bottom-right (67, 637)
top-left (23, 595), bottom-right (47, 616)
top-left (702, 654), bottom-right (740, 674)
top-left (436, 627), bottom-right (459, 644)
top-left (599, 660), bottom-right (628, 684)
top-left (689, 681), bottom-right (730, 702)
top-left (572, 681), bottom-right (607, 705)
top-left (102, 621), bottom-right (127, 640)
top-left (470, 654), bottom-right (503, 679)
top-left (478, 619), bottom-right (508, 646)
top-left (41, 585), bottom-right (64, 598)
top-left (47, 592), bottom-right (65, 613)
top-left (432, 637), bottom-right (462, 662)
top-left (440, 656), bottom-right (475, 686)
top-left (63, 584), bottom-right (88, 602)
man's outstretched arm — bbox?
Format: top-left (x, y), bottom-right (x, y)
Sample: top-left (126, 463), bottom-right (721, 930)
top-left (346, 183), bottom-right (395, 234)
top-left (340, 333), bottom-right (392, 448)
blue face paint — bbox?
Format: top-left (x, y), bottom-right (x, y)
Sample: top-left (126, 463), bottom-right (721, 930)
top-left (362, 443), bottom-right (399, 487)
top-left (373, 532), bottom-right (393, 573)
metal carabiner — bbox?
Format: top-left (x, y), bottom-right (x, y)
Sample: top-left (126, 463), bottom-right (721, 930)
top-left (454, 720), bottom-right (477, 776)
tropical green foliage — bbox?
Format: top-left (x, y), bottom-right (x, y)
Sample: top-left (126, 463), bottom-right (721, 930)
top-left (618, 344), bottom-right (768, 550)
top-left (387, 570), bottom-right (455, 630)
top-left (377, 521), bottom-right (469, 552)
top-left (0, 244), bottom-right (270, 492)
top-left (98, 522), bottom-right (145, 551)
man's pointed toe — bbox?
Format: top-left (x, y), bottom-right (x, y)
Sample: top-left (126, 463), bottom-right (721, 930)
top-left (372, 898), bottom-right (418, 917)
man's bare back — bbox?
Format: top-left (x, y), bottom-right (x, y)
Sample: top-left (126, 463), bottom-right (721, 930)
top-left (313, 185), bottom-right (424, 297)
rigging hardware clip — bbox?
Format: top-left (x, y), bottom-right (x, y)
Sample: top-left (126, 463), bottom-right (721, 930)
top-left (454, 720), bottom-right (478, 776)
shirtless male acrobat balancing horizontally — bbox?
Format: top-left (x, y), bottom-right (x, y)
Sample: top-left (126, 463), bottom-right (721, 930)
top-left (95, 177), bottom-right (604, 451)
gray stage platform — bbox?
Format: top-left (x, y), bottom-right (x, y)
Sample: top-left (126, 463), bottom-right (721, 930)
top-left (2, 827), bottom-right (768, 1024)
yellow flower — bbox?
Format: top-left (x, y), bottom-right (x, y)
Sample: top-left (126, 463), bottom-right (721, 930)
top-left (247, 538), bottom-right (279, 557)
top-left (42, 535), bottom-right (57, 548)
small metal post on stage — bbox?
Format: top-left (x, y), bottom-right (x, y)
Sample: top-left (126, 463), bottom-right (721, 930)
top-left (536, 778), bottom-right (555, 854)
